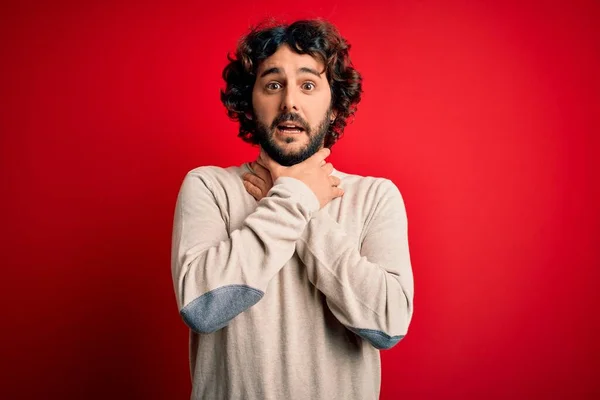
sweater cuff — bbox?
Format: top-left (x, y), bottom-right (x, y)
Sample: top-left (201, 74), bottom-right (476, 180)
top-left (271, 176), bottom-right (320, 214)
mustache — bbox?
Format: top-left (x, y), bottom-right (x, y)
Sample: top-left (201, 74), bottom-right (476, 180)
top-left (270, 113), bottom-right (309, 131)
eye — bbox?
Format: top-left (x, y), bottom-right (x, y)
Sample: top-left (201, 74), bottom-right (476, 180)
top-left (302, 82), bottom-right (316, 91)
top-left (266, 82), bottom-right (282, 91)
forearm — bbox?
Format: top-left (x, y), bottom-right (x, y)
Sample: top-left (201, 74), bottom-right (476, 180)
top-left (172, 174), bottom-right (319, 334)
top-left (295, 181), bottom-right (414, 349)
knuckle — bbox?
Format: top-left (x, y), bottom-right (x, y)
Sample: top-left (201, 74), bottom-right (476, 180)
top-left (250, 175), bottom-right (262, 186)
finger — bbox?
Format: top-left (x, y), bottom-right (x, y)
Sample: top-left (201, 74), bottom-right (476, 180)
top-left (244, 171), bottom-right (265, 185)
top-left (252, 160), bottom-right (269, 176)
top-left (322, 162), bottom-right (334, 175)
top-left (251, 162), bottom-right (273, 184)
top-left (243, 173), bottom-right (267, 192)
top-left (242, 173), bottom-right (262, 189)
top-left (331, 186), bottom-right (344, 198)
top-left (307, 147), bottom-right (331, 166)
top-left (254, 158), bottom-right (269, 170)
top-left (329, 176), bottom-right (341, 186)
top-left (243, 181), bottom-right (262, 201)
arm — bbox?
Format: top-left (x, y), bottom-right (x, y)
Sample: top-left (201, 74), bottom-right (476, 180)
top-left (295, 179), bottom-right (414, 349)
top-left (171, 169), bottom-right (319, 334)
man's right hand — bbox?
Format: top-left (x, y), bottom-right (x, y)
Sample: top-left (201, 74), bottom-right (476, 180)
top-left (259, 147), bottom-right (344, 209)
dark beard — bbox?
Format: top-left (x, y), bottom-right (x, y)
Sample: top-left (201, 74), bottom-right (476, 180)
top-left (255, 109), bottom-right (332, 167)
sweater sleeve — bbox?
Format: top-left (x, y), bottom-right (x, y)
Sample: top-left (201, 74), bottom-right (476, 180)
top-left (171, 169), bottom-right (319, 334)
top-left (294, 179), bottom-right (414, 350)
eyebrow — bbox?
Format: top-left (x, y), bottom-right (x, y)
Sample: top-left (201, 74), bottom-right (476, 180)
top-left (259, 66), bottom-right (323, 79)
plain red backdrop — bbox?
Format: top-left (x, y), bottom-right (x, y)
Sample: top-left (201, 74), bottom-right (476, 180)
top-left (1, 0), bottom-right (598, 398)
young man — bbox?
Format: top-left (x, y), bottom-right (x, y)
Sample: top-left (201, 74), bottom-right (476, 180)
top-left (171, 19), bottom-right (414, 400)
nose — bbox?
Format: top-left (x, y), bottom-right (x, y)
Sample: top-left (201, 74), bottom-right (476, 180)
top-left (280, 87), bottom-right (299, 112)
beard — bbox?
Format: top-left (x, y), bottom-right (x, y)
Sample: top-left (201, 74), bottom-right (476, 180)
top-left (255, 109), bottom-right (332, 167)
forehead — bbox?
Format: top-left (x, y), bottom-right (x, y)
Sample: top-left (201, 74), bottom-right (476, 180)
top-left (256, 44), bottom-right (325, 76)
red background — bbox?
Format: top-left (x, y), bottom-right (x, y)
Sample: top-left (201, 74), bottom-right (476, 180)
top-left (1, 0), bottom-right (598, 398)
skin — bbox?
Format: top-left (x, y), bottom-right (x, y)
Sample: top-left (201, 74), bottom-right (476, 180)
top-left (243, 44), bottom-right (342, 205)
top-left (244, 147), bottom-right (343, 209)
top-left (242, 161), bottom-right (272, 201)
top-left (252, 44), bottom-right (336, 165)
top-left (243, 149), bottom-right (342, 203)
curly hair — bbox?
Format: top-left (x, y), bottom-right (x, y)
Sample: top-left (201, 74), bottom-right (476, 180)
top-left (220, 19), bottom-right (363, 148)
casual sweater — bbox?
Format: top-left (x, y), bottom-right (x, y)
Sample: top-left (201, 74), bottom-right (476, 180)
top-left (170, 162), bottom-right (414, 400)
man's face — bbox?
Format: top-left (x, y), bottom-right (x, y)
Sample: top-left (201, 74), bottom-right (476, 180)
top-left (252, 44), bottom-right (334, 167)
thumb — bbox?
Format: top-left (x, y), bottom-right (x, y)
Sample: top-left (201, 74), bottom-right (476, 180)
top-left (308, 147), bottom-right (331, 166)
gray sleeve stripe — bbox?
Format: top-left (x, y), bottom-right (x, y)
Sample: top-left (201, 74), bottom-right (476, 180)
top-left (348, 327), bottom-right (405, 350)
top-left (180, 284), bottom-right (264, 334)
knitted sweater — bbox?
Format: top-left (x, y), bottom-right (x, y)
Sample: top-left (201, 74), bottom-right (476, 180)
top-left (170, 162), bottom-right (414, 400)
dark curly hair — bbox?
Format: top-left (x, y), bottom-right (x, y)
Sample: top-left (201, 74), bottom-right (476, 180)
top-left (220, 19), bottom-right (363, 148)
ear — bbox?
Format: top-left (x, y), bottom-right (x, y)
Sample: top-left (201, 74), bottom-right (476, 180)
top-left (330, 110), bottom-right (337, 122)
top-left (244, 111), bottom-right (254, 121)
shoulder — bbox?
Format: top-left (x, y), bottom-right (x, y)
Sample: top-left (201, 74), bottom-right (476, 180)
top-left (177, 163), bottom-right (248, 198)
top-left (334, 169), bottom-right (403, 201)
top-left (335, 171), bottom-right (408, 236)
top-left (182, 163), bottom-right (248, 185)
top-left (185, 164), bottom-right (247, 181)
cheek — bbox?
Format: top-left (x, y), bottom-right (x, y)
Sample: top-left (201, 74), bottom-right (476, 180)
top-left (252, 93), bottom-right (277, 123)
top-left (307, 96), bottom-right (332, 124)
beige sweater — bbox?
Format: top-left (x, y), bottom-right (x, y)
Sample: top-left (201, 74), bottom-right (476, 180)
top-left (171, 162), bottom-right (414, 400)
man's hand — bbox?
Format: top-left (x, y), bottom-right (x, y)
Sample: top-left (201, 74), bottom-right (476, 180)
top-left (242, 161), bottom-right (273, 202)
top-left (258, 148), bottom-right (344, 209)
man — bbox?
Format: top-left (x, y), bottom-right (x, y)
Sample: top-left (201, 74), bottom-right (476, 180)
top-left (171, 19), bottom-right (414, 400)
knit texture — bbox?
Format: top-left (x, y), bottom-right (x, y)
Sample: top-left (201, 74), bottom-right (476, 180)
top-left (171, 162), bottom-right (414, 400)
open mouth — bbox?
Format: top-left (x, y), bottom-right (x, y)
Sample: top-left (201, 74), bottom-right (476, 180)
top-left (277, 123), bottom-right (305, 134)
